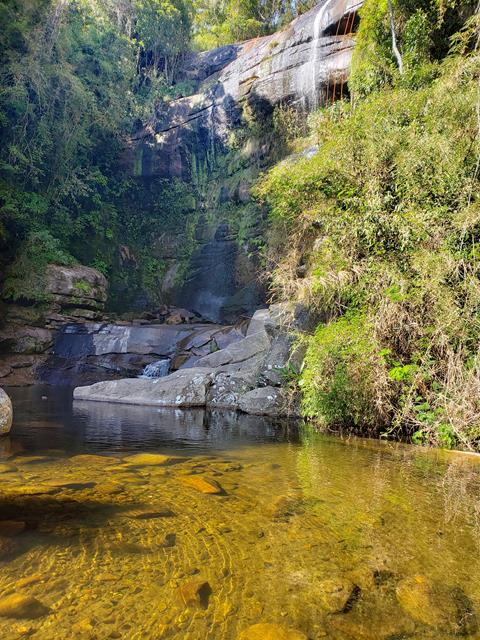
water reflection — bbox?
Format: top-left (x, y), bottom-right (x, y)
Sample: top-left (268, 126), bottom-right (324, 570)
top-left (6, 386), bottom-right (299, 455)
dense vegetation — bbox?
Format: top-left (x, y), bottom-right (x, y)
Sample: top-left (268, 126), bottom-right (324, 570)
top-left (257, 0), bottom-right (480, 450)
top-left (0, 0), bottom-right (193, 307)
top-left (193, 0), bottom-right (316, 49)
top-left (2, 0), bottom-right (480, 451)
top-left (0, 0), bottom-right (298, 308)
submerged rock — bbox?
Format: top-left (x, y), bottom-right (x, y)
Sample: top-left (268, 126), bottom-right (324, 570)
top-left (126, 508), bottom-right (175, 519)
top-left (237, 623), bottom-right (308, 640)
top-left (69, 454), bottom-right (119, 465)
top-left (329, 605), bottom-right (416, 639)
top-left (269, 495), bottom-right (304, 521)
top-left (0, 388), bottom-right (12, 436)
top-left (396, 575), bottom-right (477, 634)
top-left (125, 453), bottom-right (185, 466)
top-left (0, 521), bottom-right (26, 537)
top-left (318, 577), bottom-right (357, 613)
top-left (0, 536), bottom-right (17, 559)
top-left (178, 579), bottom-right (212, 609)
top-left (0, 463), bottom-right (16, 473)
top-left (0, 594), bottom-right (50, 619)
top-left (180, 475), bottom-right (224, 495)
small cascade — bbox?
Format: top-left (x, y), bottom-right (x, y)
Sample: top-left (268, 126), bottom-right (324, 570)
top-left (139, 359), bottom-right (171, 379)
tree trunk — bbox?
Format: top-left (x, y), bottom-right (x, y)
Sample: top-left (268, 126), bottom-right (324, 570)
top-left (387, 0), bottom-right (404, 75)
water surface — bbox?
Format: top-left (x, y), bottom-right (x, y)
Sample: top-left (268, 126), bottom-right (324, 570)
top-left (0, 387), bottom-right (479, 639)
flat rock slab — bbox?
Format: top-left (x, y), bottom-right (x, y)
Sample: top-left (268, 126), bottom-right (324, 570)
top-left (195, 331), bottom-right (270, 368)
top-left (74, 368), bottom-right (214, 407)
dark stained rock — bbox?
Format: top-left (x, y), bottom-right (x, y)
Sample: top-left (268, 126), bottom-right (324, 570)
top-left (177, 225), bottom-right (237, 322)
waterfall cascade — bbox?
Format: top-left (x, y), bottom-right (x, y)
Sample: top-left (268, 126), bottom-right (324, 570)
top-left (310, 0), bottom-right (334, 109)
top-left (140, 359), bottom-right (171, 379)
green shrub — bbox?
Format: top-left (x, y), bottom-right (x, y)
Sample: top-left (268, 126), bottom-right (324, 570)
top-left (301, 313), bottom-right (391, 432)
top-left (257, 50), bottom-right (480, 449)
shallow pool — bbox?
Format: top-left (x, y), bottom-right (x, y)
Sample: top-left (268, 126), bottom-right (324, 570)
top-left (0, 387), bottom-right (479, 639)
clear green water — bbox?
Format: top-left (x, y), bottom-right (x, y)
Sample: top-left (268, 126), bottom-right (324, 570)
top-left (0, 388), bottom-right (479, 640)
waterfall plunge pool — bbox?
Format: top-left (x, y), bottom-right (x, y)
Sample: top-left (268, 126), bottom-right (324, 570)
top-left (0, 386), bottom-right (479, 639)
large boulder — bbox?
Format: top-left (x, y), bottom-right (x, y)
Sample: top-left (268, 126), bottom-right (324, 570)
top-left (238, 386), bottom-right (291, 417)
top-left (74, 368), bottom-right (214, 407)
top-left (45, 264), bottom-right (108, 311)
top-left (0, 388), bottom-right (12, 436)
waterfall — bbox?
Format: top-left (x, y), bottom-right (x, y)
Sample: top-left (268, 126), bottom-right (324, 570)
top-left (139, 359), bottom-right (170, 379)
top-left (309, 0), bottom-right (334, 110)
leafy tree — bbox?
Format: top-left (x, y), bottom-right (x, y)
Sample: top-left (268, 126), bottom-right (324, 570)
top-left (136, 0), bottom-right (193, 82)
top-left (193, 0), bottom-right (316, 49)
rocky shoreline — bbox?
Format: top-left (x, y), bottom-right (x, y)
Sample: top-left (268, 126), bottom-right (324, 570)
top-left (74, 306), bottom-right (305, 417)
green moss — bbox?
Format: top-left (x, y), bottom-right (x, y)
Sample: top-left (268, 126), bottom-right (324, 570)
top-left (74, 279), bottom-right (93, 295)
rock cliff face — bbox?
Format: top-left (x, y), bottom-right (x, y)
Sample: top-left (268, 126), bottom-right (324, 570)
top-left (129, 0), bottom-right (361, 181)
top-left (1, 2), bottom-right (362, 385)
top-left (127, 0), bottom-right (361, 321)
